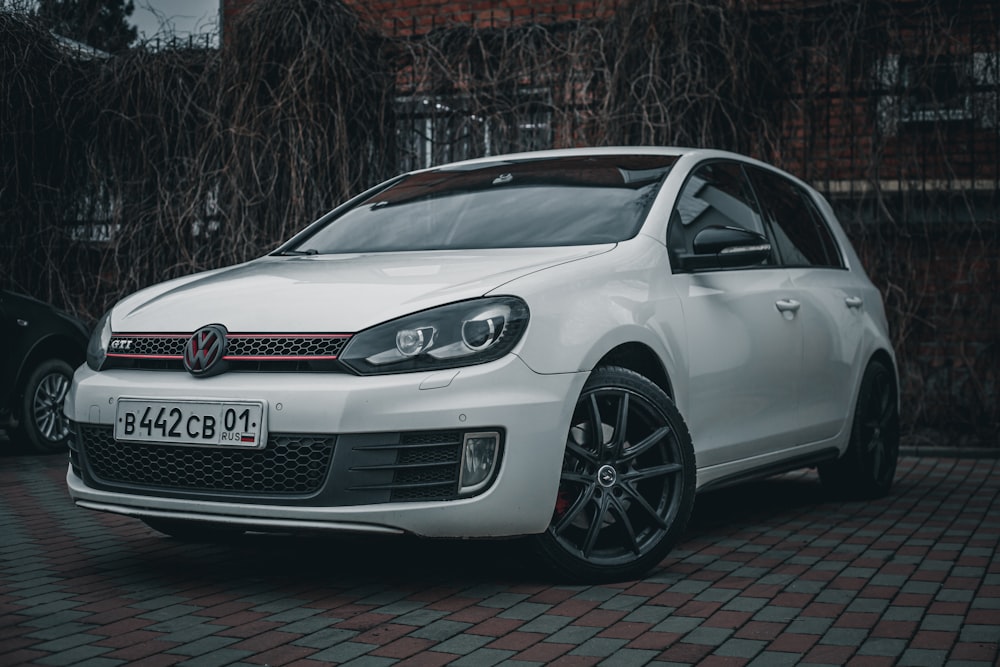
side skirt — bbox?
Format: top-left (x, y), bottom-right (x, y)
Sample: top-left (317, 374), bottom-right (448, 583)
top-left (697, 447), bottom-right (841, 493)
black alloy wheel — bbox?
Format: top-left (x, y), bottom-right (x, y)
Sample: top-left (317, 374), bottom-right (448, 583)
top-left (819, 358), bottom-right (900, 499)
top-left (535, 366), bottom-right (695, 582)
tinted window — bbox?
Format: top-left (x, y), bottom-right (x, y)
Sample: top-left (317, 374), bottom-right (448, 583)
top-left (667, 161), bottom-right (768, 270)
top-left (747, 166), bottom-right (844, 269)
top-left (290, 155), bottom-right (676, 253)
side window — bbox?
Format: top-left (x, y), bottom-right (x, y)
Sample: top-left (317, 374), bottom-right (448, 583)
top-left (667, 161), bottom-right (768, 271)
top-left (746, 166), bottom-right (844, 269)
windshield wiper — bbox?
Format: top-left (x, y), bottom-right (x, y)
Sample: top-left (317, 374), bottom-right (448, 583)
top-left (275, 248), bottom-right (319, 256)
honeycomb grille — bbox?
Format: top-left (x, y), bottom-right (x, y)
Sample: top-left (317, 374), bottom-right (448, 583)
top-left (116, 336), bottom-right (185, 356)
top-left (227, 335), bottom-right (349, 358)
top-left (108, 334), bottom-right (349, 359)
top-left (78, 425), bottom-right (333, 495)
top-left (393, 431), bottom-right (462, 501)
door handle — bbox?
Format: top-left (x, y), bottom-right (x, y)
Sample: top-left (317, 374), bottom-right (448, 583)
top-left (845, 296), bottom-right (864, 309)
top-left (775, 299), bottom-right (800, 320)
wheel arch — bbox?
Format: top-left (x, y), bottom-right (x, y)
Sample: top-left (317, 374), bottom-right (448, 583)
top-left (594, 342), bottom-right (674, 400)
top-left (15, 335), bottom-right (85, 396)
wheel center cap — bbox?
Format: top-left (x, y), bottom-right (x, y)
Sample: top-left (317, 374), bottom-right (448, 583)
top-left (597, 464), bottom-right (617, 488)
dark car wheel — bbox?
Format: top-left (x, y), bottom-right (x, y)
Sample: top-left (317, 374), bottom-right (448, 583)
top-left (17, 358), bottom-right (74, 453)
top-left (819, 358), bottom-right (899, 500)
top-left (534, 366), bottom-right (696, 582)
top-left (142, 518), bottom-right (245, 542)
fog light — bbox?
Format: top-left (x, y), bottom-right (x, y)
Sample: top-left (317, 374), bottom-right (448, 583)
top-left (459, 431), bottom-right (500, 495)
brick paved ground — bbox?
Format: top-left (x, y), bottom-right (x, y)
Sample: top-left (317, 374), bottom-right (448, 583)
top-left (1, 453), bottom-right (998, 666)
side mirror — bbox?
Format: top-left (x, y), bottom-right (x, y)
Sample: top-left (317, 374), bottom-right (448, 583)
top-left (678, 225), bottom-right (771, 271)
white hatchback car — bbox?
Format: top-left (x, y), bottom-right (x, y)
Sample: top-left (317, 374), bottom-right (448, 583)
top-left (67, 147), bottom-right (899, 581)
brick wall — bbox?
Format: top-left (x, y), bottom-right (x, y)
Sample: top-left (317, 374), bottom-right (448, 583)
top-left (223, 0), bottom-right (615, 36)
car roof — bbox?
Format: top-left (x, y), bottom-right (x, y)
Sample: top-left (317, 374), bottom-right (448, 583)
top-left (422, 146), bottom-right (741, 170)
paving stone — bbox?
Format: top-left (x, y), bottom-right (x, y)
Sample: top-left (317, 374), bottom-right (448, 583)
top-left (499, 602), bottom-right (553, 620)
top-left (544, 624), bottom-right (602, 645)
top-left (425, 633), bottom-right (493, 655)
top-left (450, 647), bottom-right (517, 666)
top-left (651, 615), bottom-right (703, 634)
top-left (919, 614), bottom-right (963, 632)
top-left (597, 648), bottom-right (661, 666)
top-left (518, 614), bottom-right (572, 634)
top-left (339, 657), bottom-right (397, 667)
top-left (623, 606), bottom-right (674, 624)
top-left (898, 648), bottom-right (950, 666)
top-left (409, 620), bottom-right (474, 641)
top-left (715, 638), bottom-right (767, 658)
top-left (569, 637), bottom-right (629, 657)
top-left (309, 641), bottom-right (375, 662)
top-left (746, 650), bottom-right (803, 666)
top-left (680, 627), bottom-right (733, 647)
top-left (2, 455), bottom-right (998, 667)
top-left (175, 648), bottom-right (257, 667)
top-left (959, 625), bottom-right (1000, 643)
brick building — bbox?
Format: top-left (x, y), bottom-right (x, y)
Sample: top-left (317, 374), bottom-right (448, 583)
top-left (222, 0), bottom-right (999, 437)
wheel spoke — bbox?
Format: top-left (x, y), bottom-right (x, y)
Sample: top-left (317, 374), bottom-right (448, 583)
top-left (624, 425), bottom-right (671, 459)
top-left (566, 439), bottom-right (598, 467)
top-left (611, 392), bottom-right (629, 460)
top-left (871, 438), bottom-right (884, 475)
top-left (553, 484), bottom-right (595, 535)
top-left (609, 494), bottom-right (641, 555)
top-left (586, 395), bottom-right (606, 458)
top-left (53, 377), bottom-right (70, 402)
top-left (619, 481), bottom-right (668, 529)
top-left (582, 492), bottom-right (612, 558)
top-left (622, 462), bottom-right (683, 483)
top-left (560, 470), bottom-right (591, 486)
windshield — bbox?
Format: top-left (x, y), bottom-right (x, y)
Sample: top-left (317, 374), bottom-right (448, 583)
top-left (288, 155), bottom-right (676, 253)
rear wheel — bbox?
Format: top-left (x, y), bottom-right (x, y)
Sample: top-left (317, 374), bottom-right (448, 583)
top-left (534, 366), bottom-right (695, 582)
top-left (819, 358), bottom-right (899, 499)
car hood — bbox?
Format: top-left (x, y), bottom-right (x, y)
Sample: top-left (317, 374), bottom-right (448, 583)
top-left (112, 246), bottom-right (612, 333)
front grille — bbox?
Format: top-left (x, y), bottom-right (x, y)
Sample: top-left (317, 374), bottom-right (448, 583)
top-left (78, 425), bottom-right (333, 495)
top-left (104, 333), bottom-right (351, 371)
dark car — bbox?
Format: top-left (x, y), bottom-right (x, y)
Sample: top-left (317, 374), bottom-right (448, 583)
top-left (1, 290), bottom-right (89, 453)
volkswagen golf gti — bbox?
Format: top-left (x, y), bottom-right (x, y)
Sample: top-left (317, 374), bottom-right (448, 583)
top-left (67, 147), bottom-right (899, 581)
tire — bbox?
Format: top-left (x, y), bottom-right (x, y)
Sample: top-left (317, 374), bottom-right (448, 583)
top-left (819, 358), bottom-right (899, 500)
top-left (534, 366), bottom-right (696, 582)
top-left (16, 358), bottom-right (74, 453)
top-left (142, 518), bottom-right (244, 542)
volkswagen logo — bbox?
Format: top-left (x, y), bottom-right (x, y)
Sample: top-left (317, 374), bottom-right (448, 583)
top-left (183, 324), bottom-right (228, 377)
top-left (597, 464), bottom-right (617, 488)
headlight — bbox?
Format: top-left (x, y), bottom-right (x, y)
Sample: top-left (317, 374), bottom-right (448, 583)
top-left (341, 297), bottom-right (529, 375)
top-left (86, 310), bottom-right (113, 371)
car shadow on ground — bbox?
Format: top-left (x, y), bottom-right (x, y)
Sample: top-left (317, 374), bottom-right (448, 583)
top-left (73, 473), bottom-right (834, 589)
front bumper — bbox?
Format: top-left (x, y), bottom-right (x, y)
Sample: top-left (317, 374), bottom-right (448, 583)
top-left (65, 355), bottom-right (586, 537)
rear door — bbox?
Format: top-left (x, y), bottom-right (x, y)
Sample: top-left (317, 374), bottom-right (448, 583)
top-left (745, 166), bottom-right (865, 444)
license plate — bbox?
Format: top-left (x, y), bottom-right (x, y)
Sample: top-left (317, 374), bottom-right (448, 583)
top-left (115, 398), bottom-right (267, 448)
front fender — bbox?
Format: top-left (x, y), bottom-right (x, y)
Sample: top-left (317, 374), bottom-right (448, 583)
top-left (499, 237), bottom-right (687, 408)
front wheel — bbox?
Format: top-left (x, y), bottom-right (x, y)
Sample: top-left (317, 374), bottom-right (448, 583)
top-left (534, 366), bottom-right (696, 582)
top-left (819, 358), bottom-right (899, 499)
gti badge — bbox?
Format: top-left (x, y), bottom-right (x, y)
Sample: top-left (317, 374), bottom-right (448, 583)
top-left (183, 324), bottom-right (228, 377)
